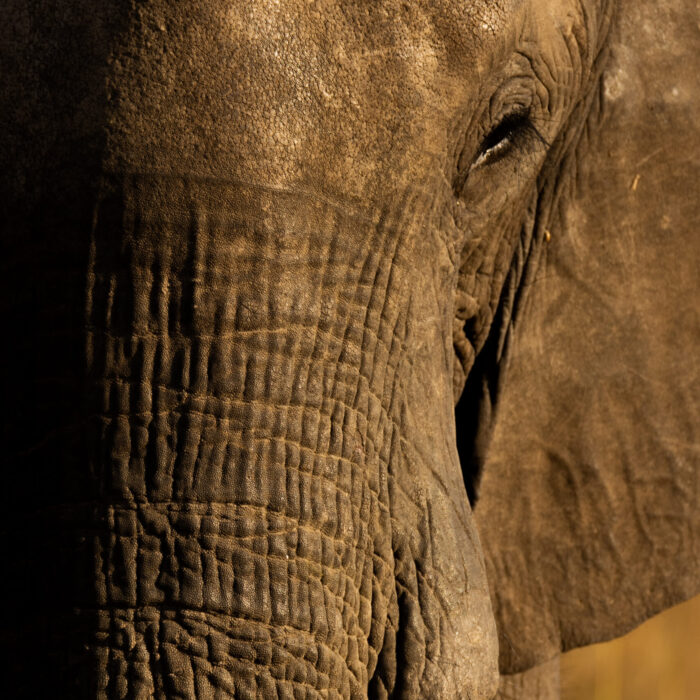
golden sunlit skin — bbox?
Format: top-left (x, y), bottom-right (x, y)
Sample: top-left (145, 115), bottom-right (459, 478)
top-left (1, 0), bottom-right (698, 697)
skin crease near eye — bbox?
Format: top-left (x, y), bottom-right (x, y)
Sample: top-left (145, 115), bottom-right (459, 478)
top-left (451, 35), bottom-right (568, 202)
top-left (472, 107), bottom-right (550, 169)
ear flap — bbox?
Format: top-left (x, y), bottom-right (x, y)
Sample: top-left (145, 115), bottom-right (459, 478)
top-left (468, 0), bottom-right (700, 673)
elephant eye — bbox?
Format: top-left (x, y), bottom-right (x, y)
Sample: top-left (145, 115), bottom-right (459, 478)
top-left (473, 107), bottom-right (542, 168)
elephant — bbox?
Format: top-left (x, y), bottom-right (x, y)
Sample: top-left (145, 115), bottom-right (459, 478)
top-left (1, 0), bottom-right (698, 697)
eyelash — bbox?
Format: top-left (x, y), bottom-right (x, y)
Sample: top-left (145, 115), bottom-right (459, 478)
top-left (472, 107), bottom-right (548, 168)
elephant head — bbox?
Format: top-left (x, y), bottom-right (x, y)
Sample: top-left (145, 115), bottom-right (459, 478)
top-left (1, 0), bottom-right (698, 697)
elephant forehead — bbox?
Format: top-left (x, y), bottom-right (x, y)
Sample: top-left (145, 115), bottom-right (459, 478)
top-left (102, 0), bottom-right (516, 201)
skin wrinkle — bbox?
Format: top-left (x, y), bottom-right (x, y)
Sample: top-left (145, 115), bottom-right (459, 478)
top-left (1, 0), bottom-right (697, 698)
top-left (450, 3), bottom-right (594, 376)
top-left (477, 0), bottom-right (698, 684)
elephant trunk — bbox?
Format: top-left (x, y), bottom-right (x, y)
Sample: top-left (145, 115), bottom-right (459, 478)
top-left (1, 175), bottom-right (407, 697)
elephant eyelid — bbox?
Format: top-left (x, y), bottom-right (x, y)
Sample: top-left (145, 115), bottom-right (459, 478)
top-left (472, 107), bottom-right (548, 169)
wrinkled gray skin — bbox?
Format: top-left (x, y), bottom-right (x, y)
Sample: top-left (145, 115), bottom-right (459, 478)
top-left (1, 0), bottom-right (698, 698)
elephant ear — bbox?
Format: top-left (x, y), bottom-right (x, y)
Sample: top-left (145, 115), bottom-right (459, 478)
top-left (467, 0), bottom-right (700, 674)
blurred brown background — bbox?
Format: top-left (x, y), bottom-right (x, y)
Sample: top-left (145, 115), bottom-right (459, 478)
top-left (562, 595), bottom-right (700, 699)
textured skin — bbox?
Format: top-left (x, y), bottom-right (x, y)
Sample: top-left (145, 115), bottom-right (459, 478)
top-left (0, 0), bottom-right (697, 698)
top-left (472, 0), bottom-right (700, 678)
top-left (3, 3), bottom-right (507, 696)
